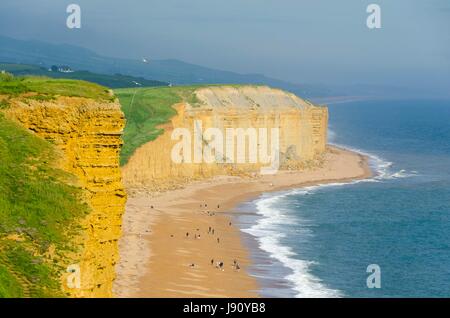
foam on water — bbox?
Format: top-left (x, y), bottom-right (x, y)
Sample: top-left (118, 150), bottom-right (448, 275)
top-left (331, 141), bottom-right (418, 181)
top-left (242, 143), bottom-right (417, 298)
top-left (243, 189), bottom-right (343, 297)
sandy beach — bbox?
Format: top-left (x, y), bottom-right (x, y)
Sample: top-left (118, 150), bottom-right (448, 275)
top-left (113, 145), bottom-right (372, 298)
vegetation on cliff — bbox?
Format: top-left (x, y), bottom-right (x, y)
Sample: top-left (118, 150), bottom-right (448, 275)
top-left (0, 114), bottom-right (89, 297)
top-left (115, 86), bottom-right (204, 165)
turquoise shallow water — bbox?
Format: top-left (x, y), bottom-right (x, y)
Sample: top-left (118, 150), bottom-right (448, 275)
top-left (237, 99), bottom-right (450, 297)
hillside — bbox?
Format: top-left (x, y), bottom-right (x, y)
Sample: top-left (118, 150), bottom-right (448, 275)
top-left (1, 35), bottom-right (430, 99)
top-left (0, 35), bottom-right (335, 98)
top-left (0, 63), bottom-right (168, 89)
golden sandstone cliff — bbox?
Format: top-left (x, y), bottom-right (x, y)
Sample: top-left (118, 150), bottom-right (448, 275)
top-left (2, 85), bottom-right (327, 297)
top-left (4, 96), bottom-right (126, 297)
top-left (122, 86), bottom-right (328, 192)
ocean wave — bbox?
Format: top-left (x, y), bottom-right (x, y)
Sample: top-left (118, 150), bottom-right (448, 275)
top-left (243, 190), bottom-right (343, 298)
top-left (242, 144), bottom-right (417, 298)
top-left (330, 142), bottom-right (417, 181)
top-left (327, 125), bottom-right (417, 180)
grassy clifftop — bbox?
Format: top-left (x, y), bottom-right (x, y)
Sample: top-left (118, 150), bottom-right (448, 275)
top-left (0, 73), bottom-right (114, 106)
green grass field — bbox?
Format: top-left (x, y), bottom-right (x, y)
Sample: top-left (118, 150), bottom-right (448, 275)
top-left (0, 73), bottom-right (114, 102)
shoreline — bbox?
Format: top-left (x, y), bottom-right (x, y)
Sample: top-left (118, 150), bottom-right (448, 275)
top-left (113, 145), bottom-right (372, 298)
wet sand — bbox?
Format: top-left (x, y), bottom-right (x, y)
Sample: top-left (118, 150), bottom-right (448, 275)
top-left (113, 145), bottom-right (372, 297)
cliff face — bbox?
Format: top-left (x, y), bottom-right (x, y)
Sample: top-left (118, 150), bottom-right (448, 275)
top-left (123, 86), bottom-right (328, 191)
top-left (5, 96), bottom-right (126, 297)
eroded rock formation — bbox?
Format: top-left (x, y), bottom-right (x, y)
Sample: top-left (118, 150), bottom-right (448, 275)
top-left (5, 96), bottom-right (126, 297)
top-left (123, 86), bottom-right (328, 192)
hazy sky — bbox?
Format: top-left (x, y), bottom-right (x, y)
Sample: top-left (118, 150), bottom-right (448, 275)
top-left (1, 0), bottom-right (449, 91)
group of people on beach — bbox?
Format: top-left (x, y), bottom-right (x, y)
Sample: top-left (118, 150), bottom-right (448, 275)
top-left (210, 259), bottom-right (240, 272)
top-left (185, 202), bottom-right (242, 273)
top-left (150, 202), bottom-right (242, 273)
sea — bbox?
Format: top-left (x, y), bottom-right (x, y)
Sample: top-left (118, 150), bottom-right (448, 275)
top-left (236, 99), bottom-right (450, 298)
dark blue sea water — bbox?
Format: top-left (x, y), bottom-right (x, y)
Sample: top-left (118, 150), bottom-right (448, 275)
top-left (237, 99), bottom-right (450, 297)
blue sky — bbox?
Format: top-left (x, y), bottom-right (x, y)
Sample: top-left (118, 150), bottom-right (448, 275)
top-left (0, 0), bottom-right (449, 92)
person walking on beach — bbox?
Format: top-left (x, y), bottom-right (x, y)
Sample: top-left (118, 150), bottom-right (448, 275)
top-left (217, 238), bottom-right (220, 244)
top-left (186, 232), bottom-right (189, 237)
